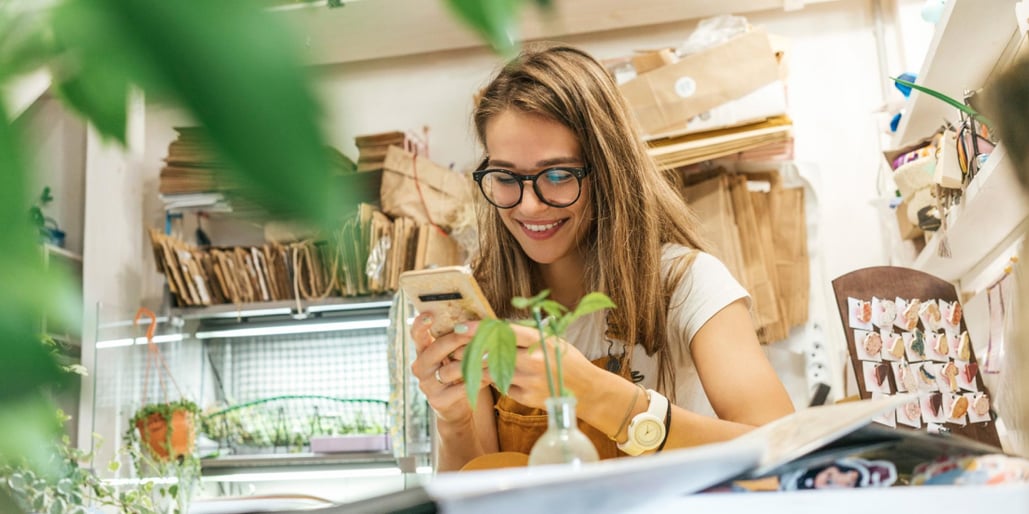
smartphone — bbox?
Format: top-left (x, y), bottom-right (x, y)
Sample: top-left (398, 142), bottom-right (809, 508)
top-left (398, 266), bottom-right (497, 338)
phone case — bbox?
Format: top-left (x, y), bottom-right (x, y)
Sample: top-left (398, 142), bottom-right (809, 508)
top-left (398, 266), bottom-right (496, 337)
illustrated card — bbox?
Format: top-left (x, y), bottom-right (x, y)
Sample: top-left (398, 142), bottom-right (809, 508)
top-left (902, 330), bottom-right (928, 362)
top-left (871, 392), bottom-right (897, 428)
top-left (912, 361), bottom-right (940, 392)
top-left (967, 393), bottom-right (991, 424)
top-left (918, 299), bottom-right (943, 333)
top-left (848, 297), bottom-right (873, 330)
top-left (920, 392), bottom-right (947, 425)
top-left (924, 331), bottom-right (950, 363)
top-left (939, 299), bottom-right (963, 334)
top-left (894, 297), bottom-right (920, 332)
top-left (880, 331), bottom-right (905, 361)
top-left (871, 297), bottom-right (897, 330)
top-left (854, 329), bottom-right (883, 362)
top-left (896, 397), bottom-right (922, 429)
top-left (892, 361), bottom-right (918, 393)
top-left (862, 361), bottom-right (892, 394)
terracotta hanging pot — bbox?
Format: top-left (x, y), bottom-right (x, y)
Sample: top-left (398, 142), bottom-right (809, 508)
top-left (136, 407), bottom-right (197, 461)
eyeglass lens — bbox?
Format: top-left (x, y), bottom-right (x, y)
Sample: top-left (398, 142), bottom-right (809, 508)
top-left (479, 169), bottom-right (581, 208)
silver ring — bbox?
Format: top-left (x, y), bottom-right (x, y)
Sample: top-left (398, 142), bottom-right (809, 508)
top-left (434, 367), bottom-right (445, 385)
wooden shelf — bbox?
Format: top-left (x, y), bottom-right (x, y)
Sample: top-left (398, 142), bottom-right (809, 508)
top-left (170, 295), bottom-right (394, 321)
top-left (911, 145), bottom-right (1029, 282)
top-left (890, 0), bottom-right (1019, 149)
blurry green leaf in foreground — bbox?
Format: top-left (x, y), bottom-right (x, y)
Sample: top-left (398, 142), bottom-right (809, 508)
top-left (0, 100), bottom-right (71, 407)
top-left (445, 0), bottom-right (523, 57)
top-left (51, 0), bottom-right (346, 229)
top-left (0, 394), bottom-right (63, 472)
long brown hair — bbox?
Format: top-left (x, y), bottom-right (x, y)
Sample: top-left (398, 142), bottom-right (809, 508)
top-left (472, 43), bottom-right (708, 398)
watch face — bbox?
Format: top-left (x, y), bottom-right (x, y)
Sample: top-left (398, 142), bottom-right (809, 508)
top-left (633, 418), bottom-right (665, 448)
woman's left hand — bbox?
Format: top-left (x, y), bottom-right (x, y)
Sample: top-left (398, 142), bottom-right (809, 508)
top-left (503, 323), bottom-right (594, 409)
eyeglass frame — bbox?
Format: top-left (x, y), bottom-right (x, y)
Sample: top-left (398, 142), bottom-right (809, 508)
top-left (471, 162), bottom-right (592, 209)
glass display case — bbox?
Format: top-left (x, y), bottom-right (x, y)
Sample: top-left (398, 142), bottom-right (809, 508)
top-left (89, 294), bottom-right (432, 505)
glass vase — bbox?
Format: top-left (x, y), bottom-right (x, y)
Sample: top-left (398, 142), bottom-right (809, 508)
top-left (528, 396), bottom-right (599, 467)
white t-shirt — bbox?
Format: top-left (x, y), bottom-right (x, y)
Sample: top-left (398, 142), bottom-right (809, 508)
top-left (563, 244), bottom-right (749, 417)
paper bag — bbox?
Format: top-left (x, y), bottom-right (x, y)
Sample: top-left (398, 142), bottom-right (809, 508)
top-left (619, 30), bottom-right (780, 135)
top-left (380, 146), bottom-right (473, 228)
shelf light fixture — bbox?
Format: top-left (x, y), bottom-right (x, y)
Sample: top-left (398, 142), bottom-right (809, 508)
top-left (95, 333), bottom-right (185, 349)
top-left (193, 318), bottom-right (390, 340)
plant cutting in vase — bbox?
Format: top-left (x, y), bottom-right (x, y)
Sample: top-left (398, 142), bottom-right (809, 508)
top-left (461, 290), bottom-right (615, 465)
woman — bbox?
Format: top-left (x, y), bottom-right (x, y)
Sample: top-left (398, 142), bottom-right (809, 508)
top-left (411, 43), bottom-right (794, 471)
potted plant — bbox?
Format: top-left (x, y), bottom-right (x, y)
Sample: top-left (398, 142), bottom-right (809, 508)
top-left (28, 186), bottom-right (66, 248)
top-left (1, 417), bottom-right (161, 514)
top-left (462, 290), bottom-right (615, 466)
top-left (129, 399), bottom-right (199, 462)
top-left (123, 308), bottom-right (201, 513)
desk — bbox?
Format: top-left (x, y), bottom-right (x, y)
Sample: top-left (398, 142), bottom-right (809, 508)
top-left (628, 484), bottom-right (1029, 514)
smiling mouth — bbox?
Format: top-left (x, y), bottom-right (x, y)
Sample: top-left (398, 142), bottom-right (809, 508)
top-left (521, 220), bottom-right (566, 232)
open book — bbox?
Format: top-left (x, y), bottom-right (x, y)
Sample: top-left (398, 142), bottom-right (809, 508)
top-left (262, 395), bottom-right (1003, 514)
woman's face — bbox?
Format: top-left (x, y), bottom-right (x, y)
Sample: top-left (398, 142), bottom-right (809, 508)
top-left (483, 109), bottom-right (593, 266)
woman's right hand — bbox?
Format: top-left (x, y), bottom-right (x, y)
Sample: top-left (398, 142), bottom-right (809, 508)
top-left (409, 313), bottom-right (490, 425)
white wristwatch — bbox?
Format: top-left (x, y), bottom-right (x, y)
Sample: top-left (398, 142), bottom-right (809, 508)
top-left (617, 388), bottom-right (669, 456)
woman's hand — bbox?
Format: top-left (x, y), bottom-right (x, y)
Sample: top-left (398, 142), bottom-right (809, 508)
top-left (503, 323), bottom-right (594, 410)
top-left (409, 312), bottom-right (490, 424)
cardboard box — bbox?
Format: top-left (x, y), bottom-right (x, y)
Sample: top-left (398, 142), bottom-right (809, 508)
top-left (619, 30), bottom-right (780, 136)
top-left (631, 48), bottom-right (677, 74)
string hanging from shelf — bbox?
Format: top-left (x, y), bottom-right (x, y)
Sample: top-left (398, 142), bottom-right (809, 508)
top-left (136, 307), bottom-right (185, 404)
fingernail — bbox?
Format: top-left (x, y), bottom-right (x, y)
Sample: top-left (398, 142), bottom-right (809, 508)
top-left (454, 323), bottom-right (469, 334)
top-left (421, 315), bottom-right (433, 325)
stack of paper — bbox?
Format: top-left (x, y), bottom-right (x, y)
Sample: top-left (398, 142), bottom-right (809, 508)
top-left (354, 130), bottom-right (426, 173)
top-left (646, 115), bottom-right (793, 170)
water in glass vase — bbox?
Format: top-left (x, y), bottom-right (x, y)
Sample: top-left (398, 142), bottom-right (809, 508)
top-left (528, 396), bottom-right (599, 466)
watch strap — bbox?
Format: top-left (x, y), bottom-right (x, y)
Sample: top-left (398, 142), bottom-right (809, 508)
top-left (617, 388), bottom-right (668, 456)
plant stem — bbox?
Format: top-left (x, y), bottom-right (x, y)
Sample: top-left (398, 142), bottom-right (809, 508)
top-left (532, 309), bottom-right (558, 397)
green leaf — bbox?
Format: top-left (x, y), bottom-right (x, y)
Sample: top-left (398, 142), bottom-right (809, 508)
top-left (52, 66), bottom-right (128, 145)
top-left (0, 102), bottom-right (70, 405)
top-left (486, 323), bottom-right (517, 395)
top-left (537, 300), bottom-right (566, 319)
top-left (0, 396), bottom-right (63, 474)
top-left (0, 8), bottom-right (57, 80)
top-left (893, 76), bottom-right (993, 127)
top-left (461, 319), bottom-right (514, 407)
top-left (444, 0), bottom-right (522, 57)
top-left (568, 292), bottom-right (616, 323)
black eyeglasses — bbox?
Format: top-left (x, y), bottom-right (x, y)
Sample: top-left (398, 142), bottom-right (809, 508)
top-left (472, 166), bottom-right (591, 209)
